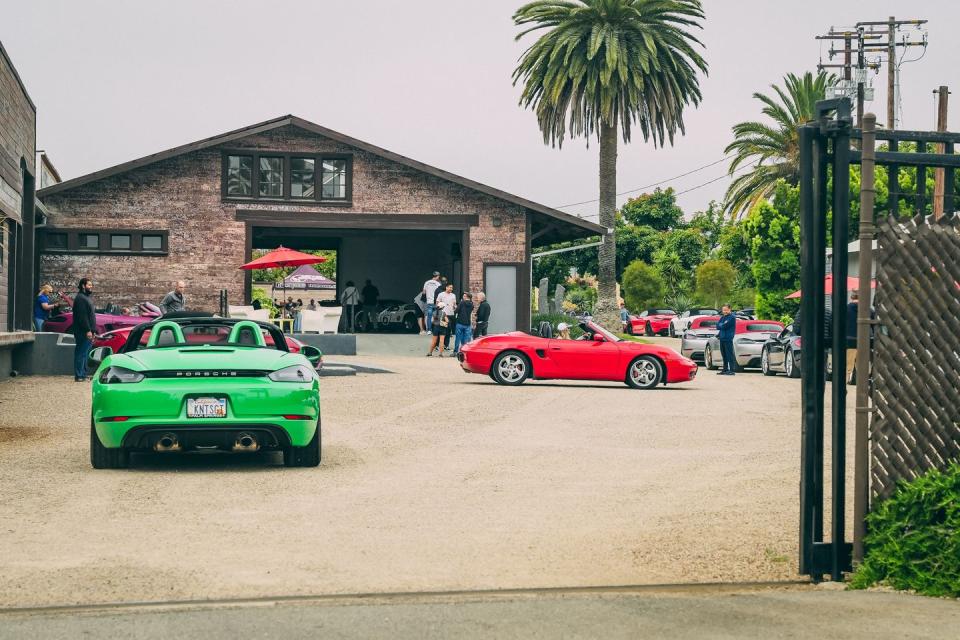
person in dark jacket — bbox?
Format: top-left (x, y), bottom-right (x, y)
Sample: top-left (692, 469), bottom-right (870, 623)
top-left (72, 278), bottom-right (97, 381)
top-left (474, 292), bottom-right (491, 336)
top-left (453, 292), bottom-right (474, 353)
top-left (715, 304), bottom-right (737, 375)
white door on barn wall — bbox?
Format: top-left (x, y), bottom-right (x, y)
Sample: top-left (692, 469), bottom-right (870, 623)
top-left (484, 264), bottom-right (517, 333)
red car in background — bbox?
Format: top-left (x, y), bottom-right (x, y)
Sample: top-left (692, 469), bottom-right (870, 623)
top-left (42, 293), bottom-right (160, 334)
top-left (626, 308), bottom-right (676, 336)
top-left (458, 319), bottom-right (697, 389)
top-left (93, 326), bottom-right (321, 368)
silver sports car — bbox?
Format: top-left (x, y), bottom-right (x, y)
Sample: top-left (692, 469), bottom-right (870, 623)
top-left (704, 321), bottom-right (786, 371)
top-left (680, 317), bottom-right (719, 363)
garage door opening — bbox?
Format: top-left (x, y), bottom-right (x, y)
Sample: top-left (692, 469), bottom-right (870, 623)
top-left (248, 225), bottom-right (466, 333)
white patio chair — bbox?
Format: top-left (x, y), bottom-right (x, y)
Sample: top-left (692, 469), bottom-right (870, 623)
top-left (320, 306), bottom-right (342, 334)
top-left (246, 309), bottom-right (270, 322)
top-left (299, 309), bottom-right (325, 333)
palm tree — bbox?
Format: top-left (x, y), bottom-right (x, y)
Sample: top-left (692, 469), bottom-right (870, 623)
top-left (724, 71), bottom-right (836, 216)
top-left (512, 0), bottom-right (707, 329)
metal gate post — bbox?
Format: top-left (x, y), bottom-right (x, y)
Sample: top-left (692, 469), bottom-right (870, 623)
top-left (829, 102), bottom-right (853, 581)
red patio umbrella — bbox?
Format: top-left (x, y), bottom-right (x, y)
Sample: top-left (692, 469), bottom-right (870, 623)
top-left (784, 274), bottom-right (875, 299)
top-left (239, 247), bottom-right (327, 321)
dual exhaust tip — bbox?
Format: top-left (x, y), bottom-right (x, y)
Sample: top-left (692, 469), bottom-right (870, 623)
top-left (153, 432), bottom-right (260, 453)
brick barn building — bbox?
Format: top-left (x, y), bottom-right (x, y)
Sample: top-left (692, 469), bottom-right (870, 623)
top-left (37, 115), bottom-right (601, 332)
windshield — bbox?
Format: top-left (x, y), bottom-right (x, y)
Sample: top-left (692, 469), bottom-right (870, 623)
top-left (123, 321), bottom-right (288, 353)
top-left (695, 319), bottom-right (718, 328)
top-left (745, 323), bottom-right (784, 333)
top-left (580, 321), bottom-right (621, 342)
top-left (649, 309), bottom-right (675, 315)
top-left (691, 309), bottom-right (720, 316)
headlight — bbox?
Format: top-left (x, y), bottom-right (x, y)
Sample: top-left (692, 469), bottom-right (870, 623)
top-left (99, 366), bottom-right (145, 384)
top-left (268, 364), bottom-right (318, 382)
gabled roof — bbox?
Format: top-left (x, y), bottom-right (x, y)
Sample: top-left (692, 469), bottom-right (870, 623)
top-left (37, 114), bottom-right (604, 237)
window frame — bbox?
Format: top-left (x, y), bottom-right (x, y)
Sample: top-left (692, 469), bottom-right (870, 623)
top-left (110, 233), bottom-right (132, 250)
top-left (224, 154), bottom-right (255, 198)
top-left (43, 229), bottom-right (169, 255)
top-left (221, 150), bottom-right (352, 205)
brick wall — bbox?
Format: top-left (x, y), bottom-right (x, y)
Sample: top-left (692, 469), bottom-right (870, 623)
top-left (0, 42), bottom-right (37, 332)
top-left (40, 125), bottom-right (528, 313)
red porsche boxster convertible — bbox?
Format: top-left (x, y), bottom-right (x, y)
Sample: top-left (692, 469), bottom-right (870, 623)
top-left (626, 308), bottom-right (676, 336)
top-left (457, 320), bottom-right (697, 389)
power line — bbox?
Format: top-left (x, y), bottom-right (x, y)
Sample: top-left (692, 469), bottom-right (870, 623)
top-left (553, 155), bottom-right (732, 209)
top-left (573, 164), bottom-right (754, 220)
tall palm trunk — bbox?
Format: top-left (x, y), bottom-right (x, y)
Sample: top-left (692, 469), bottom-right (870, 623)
top-left (594, 121), bottom-right (620, 329)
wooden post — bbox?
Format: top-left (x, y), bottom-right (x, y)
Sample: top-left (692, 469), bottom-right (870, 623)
top-left (853, 113), bottom-right (877, 564)
top-left (887, 16), bottom-right (897, 129)
top-left (933, 86), bottom-right (949, 220)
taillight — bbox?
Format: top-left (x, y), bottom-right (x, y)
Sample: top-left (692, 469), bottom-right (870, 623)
top-left (282, 414), bottom-right (311, 420)
top-left (101, 416), bottom-right (129, 422)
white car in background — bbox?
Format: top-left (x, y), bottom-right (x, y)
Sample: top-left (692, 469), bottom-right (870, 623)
top-left (668, 308), bottom-right (721, 338)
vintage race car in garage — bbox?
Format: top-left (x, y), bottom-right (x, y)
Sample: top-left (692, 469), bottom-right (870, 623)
top-left (679, 316), bottom-right (720, 363)
top-left (626, 308), bottom-right (676, 336)
top-left (703, 319), bottom-right (785, 372)
top-left (668, 308), bottom-right (721, 338)
top-left (88, 316), bottom-right (323, 469)
top-left (354, 299), bottom-right (421, 332)
top-left (457, 319), bottom-right (697, 389)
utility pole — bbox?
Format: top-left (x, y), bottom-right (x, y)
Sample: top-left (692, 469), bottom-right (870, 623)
top-left (933, 86), bottom-right (950, 220)
top-left (815, 29), bottom-right (882, 128)
top-left (887, 16), bottom-right (896, 129)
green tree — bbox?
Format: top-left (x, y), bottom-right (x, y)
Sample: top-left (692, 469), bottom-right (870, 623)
top-left (619, 187), bottom-right (684, 230)
top-left (652, 248), bottom-right (685, 294)
top-left (661, 227), bottom-right (707, 271)
top-left (621, 260), bottom-right (665, 311)
top-left (743, 181), bottom-right (801, 320)
top-left (512, 0), bottom-right (707, 330)
top-left (724, 71), bottom-right (835, 216)
top-left (687, 200), bottom-right (725, 252)
top-left (694, 259), bottom-right (736, 307)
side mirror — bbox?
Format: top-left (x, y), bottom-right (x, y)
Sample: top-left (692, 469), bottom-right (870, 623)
top-left (593, 334), bottom-right (606, 342)
top-left (88, 346), bottom-right (113, 364)
top-left (300, 345), bottom-right (323, 365)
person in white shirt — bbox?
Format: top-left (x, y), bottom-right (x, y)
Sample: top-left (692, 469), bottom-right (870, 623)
top-left (422, 271), bottom-right (442, 333)
top-left (435, 283), bottom-right (457, 352)
top-left (340, 281), bottom-right (360, 332)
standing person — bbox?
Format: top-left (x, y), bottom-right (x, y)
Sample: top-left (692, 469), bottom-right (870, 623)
top-left (413, 292), bottom-right (427, 334)
top-left (474, 291), bottom-right (491, 337)
top-left (716, 304), bottom-right (737, 376)
top-left (454, 292), bottom-right (474, 353)
top-left (361, 279), bottom-right (380, 331)
top-left (426, 304), bottom-right (448, 357)
top-left (72, 278), bottom-right (97, 382)
top-left (34, 284), bottom-right (59, 331)
top-left (436, 283), bottom-right (457, 352)
top-left (619, 301), bottom-right (630, 333)
top-left (159, 281), bottom-right (186, 315)
top-left (422, 271), bottom-right (442, 332)
top-left (340, 281), bottom-right (360, 332)
top-left (307, 298), bottom-right (317, 311)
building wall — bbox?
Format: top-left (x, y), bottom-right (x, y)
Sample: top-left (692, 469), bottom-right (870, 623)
top-left (40, 125), bottom-right (528, 319)
top-left (0, 42), bottom-right (37, 332)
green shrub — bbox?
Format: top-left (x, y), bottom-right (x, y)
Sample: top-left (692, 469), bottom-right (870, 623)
top-left (849, 462), bottom-right (960, 597)
top-left (565, 285), bottom-right (597, 314)
top-left (531, 313), bottom-right (584, 339)
top-left (250, 288), bottom-right (278, 318)
top-left (621, 260), bottom-right (665, 311)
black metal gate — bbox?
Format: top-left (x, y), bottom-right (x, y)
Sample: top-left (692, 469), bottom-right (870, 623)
top-left (798, 99), bottom-right (960, 581)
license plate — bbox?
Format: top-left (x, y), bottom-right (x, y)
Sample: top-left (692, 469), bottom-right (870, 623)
top-left (187, 397), bottom-right (227, 418)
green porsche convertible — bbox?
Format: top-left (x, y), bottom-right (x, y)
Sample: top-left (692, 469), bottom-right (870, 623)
top-left (88, 316), bottom-right (322, 469)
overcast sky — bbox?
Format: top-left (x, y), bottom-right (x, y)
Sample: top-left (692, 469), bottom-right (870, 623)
top-left (3, 0), bottom-right (958, 221)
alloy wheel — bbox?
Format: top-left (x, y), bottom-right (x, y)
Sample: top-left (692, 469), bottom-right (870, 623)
top-left (496, 354), bottom-right (526, 383)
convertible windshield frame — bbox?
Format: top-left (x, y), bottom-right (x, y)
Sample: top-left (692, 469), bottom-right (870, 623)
top-left (581, 321), bottom-right (622, 342)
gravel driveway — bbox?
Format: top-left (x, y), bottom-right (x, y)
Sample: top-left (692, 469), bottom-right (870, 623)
top-left (0, 338), bottom-right (852, 608)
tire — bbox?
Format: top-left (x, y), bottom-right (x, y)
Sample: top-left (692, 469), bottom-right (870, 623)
top-left (785, 349), bottom-right (800, 378)
top-left (626, 355), bottom-right (663, 389)
top-left (705, 346), bottom-right (718, 370)
top-left (668, 324), bottom-right (676, 338)
top-left (284, 419), bottom-right (321, 467)
top-left (355, 313), bottom-right (368, 333)
top-left (645, 322), bottom-right (654, 337)
top-left (761, 347), bottom-right (776, 376)
top-left (625, 323), bottom-right (634, 336)
top-left (90, 419), bottom-right (128, 469)
top-left (491, 351), bottom-right (530, 386)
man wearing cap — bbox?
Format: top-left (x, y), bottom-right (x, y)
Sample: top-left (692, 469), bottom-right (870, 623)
top-left (422, 272), bottom-right (442, 332)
